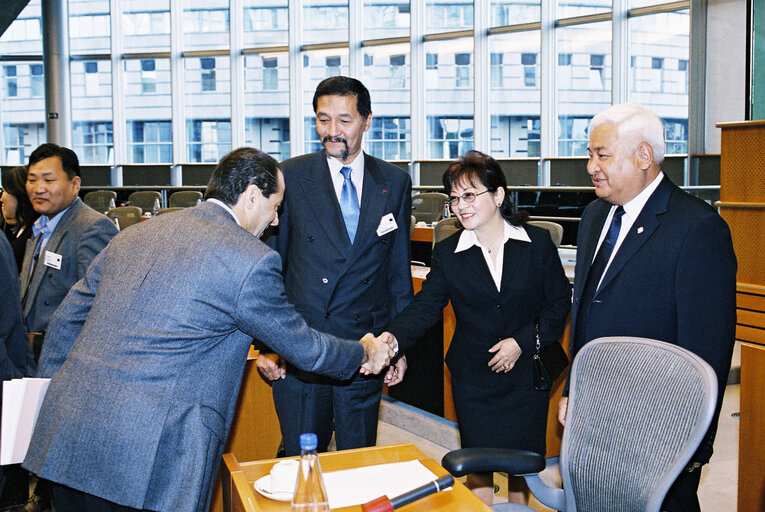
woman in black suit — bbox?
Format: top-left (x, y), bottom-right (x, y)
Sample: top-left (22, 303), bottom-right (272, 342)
top-left (384, 151), bottom-right (571, 505)
top-left (1, 166), bottom-right (38, 272)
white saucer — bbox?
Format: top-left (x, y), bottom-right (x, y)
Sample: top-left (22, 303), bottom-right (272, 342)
top-left (253, 475), bottom-right (293, 502)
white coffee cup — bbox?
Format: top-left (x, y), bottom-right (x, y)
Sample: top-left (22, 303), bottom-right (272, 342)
top-left (270, 459), bottom-right (299, 494)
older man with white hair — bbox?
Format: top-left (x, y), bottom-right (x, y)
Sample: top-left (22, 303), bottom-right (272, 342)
top-left (559, 103), bottom-right (737, 511)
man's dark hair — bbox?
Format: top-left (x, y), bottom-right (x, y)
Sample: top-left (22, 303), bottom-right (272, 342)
top-left (204, 147), bottom-right (280, 206)
top-left (312, 76), bottom-right (371, 119)
top-left (28, 143), bottom-right (80, 179)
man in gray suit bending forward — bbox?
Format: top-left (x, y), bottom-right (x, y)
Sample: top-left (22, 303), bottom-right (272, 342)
top-left (23, 148), bottom-right (395, 512)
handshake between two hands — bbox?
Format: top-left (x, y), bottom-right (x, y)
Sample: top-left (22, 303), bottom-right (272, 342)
top-left (359, 332), bottom-right (398, 375)
top-left (255, 331), bottom-right (402, 382)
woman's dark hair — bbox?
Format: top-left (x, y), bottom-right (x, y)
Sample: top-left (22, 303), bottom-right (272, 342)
top-left (1, 166), bottom-right (37, 226)
top-left (204, 147), bottom-right (280, 205)
top-left (442, 150), bottom-right (528, 226)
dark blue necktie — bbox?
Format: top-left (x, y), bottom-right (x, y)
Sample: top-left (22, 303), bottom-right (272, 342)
top-left (339, 166), bottom-right (360, 243)
top-left (575, 206), bottom-right (625, 346)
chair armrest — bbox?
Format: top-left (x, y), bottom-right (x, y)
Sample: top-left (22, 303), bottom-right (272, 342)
top-left (441, 448), bottom-right (546, 477)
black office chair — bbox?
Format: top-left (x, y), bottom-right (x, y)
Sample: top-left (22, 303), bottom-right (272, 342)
top-left (442, 337), bottom-right (718, 512)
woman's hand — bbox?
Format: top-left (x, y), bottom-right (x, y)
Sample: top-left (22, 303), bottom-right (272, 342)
top-left (488, 337), bottom-right (522, 373)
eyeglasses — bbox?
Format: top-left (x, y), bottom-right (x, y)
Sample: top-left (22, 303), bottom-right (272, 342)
top-left (447, 189), bottom-right (490, 207)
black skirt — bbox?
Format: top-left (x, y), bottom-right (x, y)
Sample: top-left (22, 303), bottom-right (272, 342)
top-left (451, 373), bottom-right (550, 456)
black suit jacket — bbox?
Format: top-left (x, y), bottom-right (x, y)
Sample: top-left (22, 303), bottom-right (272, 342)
top-left (267, 150), bottom-right (413, 364)
top-left (570, 175), bottom-right (737, 463)
top-left (388, 224), bottom-right (571, 386)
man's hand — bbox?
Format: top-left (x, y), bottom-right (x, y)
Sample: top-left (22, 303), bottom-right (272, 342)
top-left (558, 397), bottom-right (568, 426)
top-left (256, 353), bottom-right (286, 381)
top-left (359, 333), bottom-right (396, 375)
top-left (384, 355), bottom-right (407, 386)
top-left (378, 331), bottom-right (399, 354)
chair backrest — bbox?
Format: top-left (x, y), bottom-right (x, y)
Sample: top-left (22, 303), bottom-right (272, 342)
top-left (128, 190), bottom-right (161, 214)
top-left (561, 337), bottom-right (717, 512)
top-left (157, 207), bottom-right (184, 215)
top-left (527, 220), bottom-right (563, 247)
top-left (410, 215), bottom-right (416, 239)
top-left (412, 192), bottom-right (448, 224)
top-left (107, 205), bottom-right (142, 230)
top-left (169, 190), bottom-right (203, 207)
top-left (432, 217), bottom-right (461, 247)
top-left (83, 190), bottom-right (117, 213)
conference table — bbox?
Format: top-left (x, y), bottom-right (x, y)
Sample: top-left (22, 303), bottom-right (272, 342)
top-left (221, 443), bottom-right (491, 512)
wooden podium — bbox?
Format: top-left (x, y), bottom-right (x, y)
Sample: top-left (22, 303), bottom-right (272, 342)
top-left (716, 120), bottom-right (765, 512)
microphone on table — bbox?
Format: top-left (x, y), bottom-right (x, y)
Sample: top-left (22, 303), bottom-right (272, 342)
top-left (361, 474), bottom-right (454, 512)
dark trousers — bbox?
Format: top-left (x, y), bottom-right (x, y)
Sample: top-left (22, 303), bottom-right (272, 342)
top-left (52, 483), bottom-right (142, 512)
top-left (661, 467), bottom-right (702, 512)
top-left (272, 372), bottom-right (383, 456)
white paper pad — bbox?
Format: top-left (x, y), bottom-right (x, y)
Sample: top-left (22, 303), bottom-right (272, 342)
top-left (1, 378), bottom-right (51, 465)
top-left (323, 459), bottom-right (441, 509)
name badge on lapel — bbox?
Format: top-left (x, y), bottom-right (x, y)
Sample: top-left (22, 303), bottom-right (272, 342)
top-left (44, 251), bottom-right (62, 270)
top-left (376, 213), bottom-right (398, 237)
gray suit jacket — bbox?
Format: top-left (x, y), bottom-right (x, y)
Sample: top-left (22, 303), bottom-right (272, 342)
top-left (20, 197), bottom-right (118, 333)
top-left (23, 202), bottom-right (364, 511)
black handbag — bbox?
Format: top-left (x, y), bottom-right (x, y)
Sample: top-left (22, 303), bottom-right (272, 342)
top-left (532, 321), bottom-right (569, 391)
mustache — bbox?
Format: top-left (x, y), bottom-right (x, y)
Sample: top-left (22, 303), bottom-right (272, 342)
top-left (322, 135), bottom-right (347, 144)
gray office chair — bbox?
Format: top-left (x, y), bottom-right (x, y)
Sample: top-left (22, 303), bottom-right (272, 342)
top-left (157, 207), bottom-right (184, 215)
top-left (169, 190), bottom-right (203, 207)
top-left (83, 190), bottom-right (117, 213)
top-left (527, 220), bottom-right (564, 247)
top-left (410, 215), bottom-right (416, 239)
top-left (442, 337), bottom-right (718, 512)
top-left (432, 217), bottom-right (461, 247)
top-left (128, 190), bottom-right (161, 214)
top-left (107, 205), bottom-right (142, 230)
top-left (412, 192), bottom-right (448, 224)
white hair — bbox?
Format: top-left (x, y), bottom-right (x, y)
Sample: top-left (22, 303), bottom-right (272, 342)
top-left (589, 103), bottom-right (666, 165)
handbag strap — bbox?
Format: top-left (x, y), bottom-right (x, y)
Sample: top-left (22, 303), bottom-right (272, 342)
top-left (534, 318), bottom-right (541, 354)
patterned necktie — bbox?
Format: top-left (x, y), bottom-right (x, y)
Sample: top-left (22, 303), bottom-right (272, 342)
top-left (339, 166), bottom-right (360, 243)
top-left (575, 206), bottom-right (626, 346)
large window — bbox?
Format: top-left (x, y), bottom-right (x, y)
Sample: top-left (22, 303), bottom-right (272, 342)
top-left (185, 56), bottom-right (231, 162)
top-left (0, 1), bottom-right (695, 183)
top-left (489, 31), bottom-right (541, 158)
top-left (556, 21), bottom-right (612, 156)
top-left (426, 39), bottom-right (473, 158)
top-left (124, 57), bottom-right (172, 163)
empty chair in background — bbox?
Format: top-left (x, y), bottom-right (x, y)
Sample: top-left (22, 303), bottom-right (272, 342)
top-left (128, 191), bottom-right (162, 215)
top-left (83, 190), bottom-right (117, 213)
top-left (157, 207), bottom-right (184, 215)
top-left (168, 190), bottom-right (203, 208)
top-left (526, 220), bottom-right (563, 248)
top-left (108, 205), bottom-right (142, 230)
top-left (432, 216), bottom-right (461, 247)
top-left (412, 192), bottom-right (448, 224)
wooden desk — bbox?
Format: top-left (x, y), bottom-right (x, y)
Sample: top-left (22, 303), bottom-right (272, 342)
top-left (410, 226), bottom-right (434, 243)
top-left (209, 348), bottom-right (282, 512)
top-left (221, 443), bottom-right (491, 512)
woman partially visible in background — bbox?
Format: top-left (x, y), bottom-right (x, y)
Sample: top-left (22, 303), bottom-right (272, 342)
top-left (1, 166), bottom-right (39, 272)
